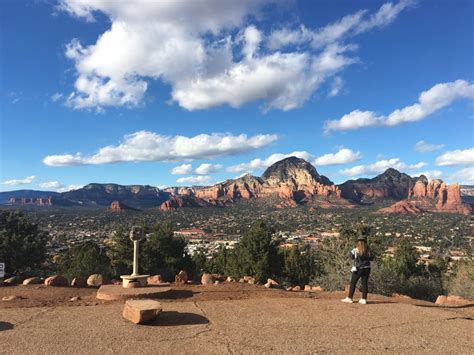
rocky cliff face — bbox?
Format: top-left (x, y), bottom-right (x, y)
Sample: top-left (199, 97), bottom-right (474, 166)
top-left (339, 168), bottom-right (417, 202)
top-left (408, 177), bottom-right (471, 214)
top-left (8, 196), bottom-right (53, 206)
top-left (159, 195), bottom-right (209, 211)
top-left (61, 183), bottom-right (169, 208)
top-left (191, 157), bottom-right (342, 208)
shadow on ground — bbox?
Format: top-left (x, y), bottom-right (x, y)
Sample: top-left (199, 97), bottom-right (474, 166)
top-left (145, 312), bottom-right (209, 327)
top-left (0, 321), bottom-right (14, 331)
top-left (158, 289), bottom-right (194, 300)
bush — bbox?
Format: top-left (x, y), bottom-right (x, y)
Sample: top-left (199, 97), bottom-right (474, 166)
top-left (448, 259), bottom-right (474, 299)
top-left (59, 241), bottom-right (111, 280)
top-left (0, 210), bottom-right (47, 276)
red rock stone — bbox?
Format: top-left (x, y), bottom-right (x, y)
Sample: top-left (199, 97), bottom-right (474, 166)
top-left (123, 299), bottom-right (162, 324)
top-left (201, 273), bottom-right (215, 285)
top-left (147, 275), bottom-right (163, 285)
top-left (71, 277), bottom-right (88, 288)
top-left (175, 270), bottom-right (188, 285)
top-left (44, 275), bottom-right (69, 287)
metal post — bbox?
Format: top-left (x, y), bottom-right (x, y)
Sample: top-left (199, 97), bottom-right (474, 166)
top-left (132, 240), bottom-right (139, 276)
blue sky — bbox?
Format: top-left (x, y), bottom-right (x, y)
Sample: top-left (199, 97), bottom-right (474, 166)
top-left (1, 0), bottom-right (473, 192)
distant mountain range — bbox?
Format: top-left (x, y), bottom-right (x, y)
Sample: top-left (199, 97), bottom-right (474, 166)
top-left (1, 157), bottom-right (472, 215)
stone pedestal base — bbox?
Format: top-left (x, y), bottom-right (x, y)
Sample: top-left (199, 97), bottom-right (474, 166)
top-left (121, 275), bottom-right (150, 288)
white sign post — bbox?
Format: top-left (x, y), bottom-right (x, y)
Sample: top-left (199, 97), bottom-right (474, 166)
top-left (0, 263), bottom-right (5, 286)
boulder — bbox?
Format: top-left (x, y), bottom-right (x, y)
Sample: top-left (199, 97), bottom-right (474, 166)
top-left (311, 286), bottom-right (324, 292)
top-left (226, 276), bottom-right (235, 283)
top-left (264, 278), bottom-right (280, 289)
top-left (436, 295), bottom-right (472, 306)
top-left (147, 275), bottom-right (163, 285)
top-left (69, 296), bottom-right (81, 302)
top-left (87, 274), bottom-right (105, 287)
top-left (2, 295), bottom-right (20, 301)
top-left (123, 299), bottom-right (162, 324)
top-left (201, 273), bottom-right (215, 285)
top-left (71, 277), bottom-right (88, 288)
top-left (44, 275), bottom-right (69, 287)
top-left (238, 278), bottom-right (246, 283)
top-left (285, 286), bottom-right (292, 291)
top-left (175, 270), bottom-right (188, 285)
top-left (304, 285), bottom-right (312, 292)
top-left (4, 276), bottom-right (19, 285)
top-left (22, 277), bottom-right (42, 285)
top-left (243, 276), bottom-right (256, 284)
top-left (212, 274), bottom-right (226, 282)
top-left (292, 286), bottom-right (301, 291)
top-left (435, 295), bottom-right (447, 305)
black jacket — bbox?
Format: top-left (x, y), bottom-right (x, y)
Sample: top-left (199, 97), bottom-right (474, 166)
top-left (349, 248), bottom-right (373, 269)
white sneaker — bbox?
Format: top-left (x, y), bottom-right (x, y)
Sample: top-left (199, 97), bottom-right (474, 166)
top-left (358, 299), bottom-right (367, 305)
top-left (341, 297), bottom-right (353, 303)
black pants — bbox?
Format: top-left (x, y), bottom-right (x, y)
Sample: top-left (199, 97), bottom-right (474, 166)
top-left (348, 268), bottom-right (370, 299)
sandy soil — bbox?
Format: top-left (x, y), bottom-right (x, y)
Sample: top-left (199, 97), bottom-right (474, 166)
top-left (1, 284), bottom-right (473, 354)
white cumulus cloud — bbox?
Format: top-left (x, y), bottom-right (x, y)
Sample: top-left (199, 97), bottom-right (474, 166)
top-left (172, 163), bottom-right (222, 175)
top-left (313, 148), bottom-right (361, 166)
top-left (43, 131), bottom-right (278, 166)
top-left (176, 175), bottom-right (213, 186)
top-left (324, 80), bottom-right (474, 133)
top-left (226, 151), bottom-right (313, 173)
top-left (57, 0), bottom-right (411, 112)
top-left (227, 148), bottom-right (360, 173)
top-left (2, 175), bottom-right (36, 186)
top-left (413, 140), bottom-right (444, 153)
top-left (340, 158), bottom-right (427, 177)
top-left (435, 148), bottom-right (474, 166)
top-left (448, 167), bottom-right (474, 185)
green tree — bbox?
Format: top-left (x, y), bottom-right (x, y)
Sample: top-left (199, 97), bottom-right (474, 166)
top-left (387, 238), bottom-right (421, 279)
top-left (0, 210), bottom-right (47, 275)
top-left (106, 227), bottom-right (133, 278)
top-left (234, 221), bottom-right (281, 283)
top-left (282, 245), bottom-right (316, 286)
top-left (59, 241), bottom-right (111, 279)
top-left (191, 250), bottom-right (209, 278)
top-left (142, 221), bottom-right (194, 281)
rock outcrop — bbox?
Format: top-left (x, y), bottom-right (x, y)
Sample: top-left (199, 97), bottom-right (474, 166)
top-left (192, 157), bottom-right (344, 208)
top-left (339, 168), bottom-right (417, 202)
top-left (379, 201), bottom-right (423, 214)
top-left (108, 200), bottom-right (135, 212)
top-left (408, 177), bottom-right (471, 214)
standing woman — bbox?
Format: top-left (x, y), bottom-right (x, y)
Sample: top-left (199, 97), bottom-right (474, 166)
top-left (341, 235), bottom-right (373, 304)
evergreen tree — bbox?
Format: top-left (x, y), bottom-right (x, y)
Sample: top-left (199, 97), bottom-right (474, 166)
top-left (0, 210), bottom-right (47, 275)
top-left (387, 238), bottom-right (421, 279)
top-left (59, 241), bottom-right (111, 279)
top-left (106, 227), bottom-right (133, 277)
top-left (236, 221), bottom-right (281, 283)
top-left (282, 245), bottom-right (315, 286)
top-left (142, 220), bottom-right (194, 281)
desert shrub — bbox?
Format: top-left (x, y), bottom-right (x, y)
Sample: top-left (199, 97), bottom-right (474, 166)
top-left (448, 259), bottom-right (474, 299)
top-left (59, 241), bottom-right (111, 280)
top-left (0, 210), bottom-right (47, 276)
top-left (369, 261), bottom-right (402, 296)
top-left (400, 276), bottom-right (444, 302)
